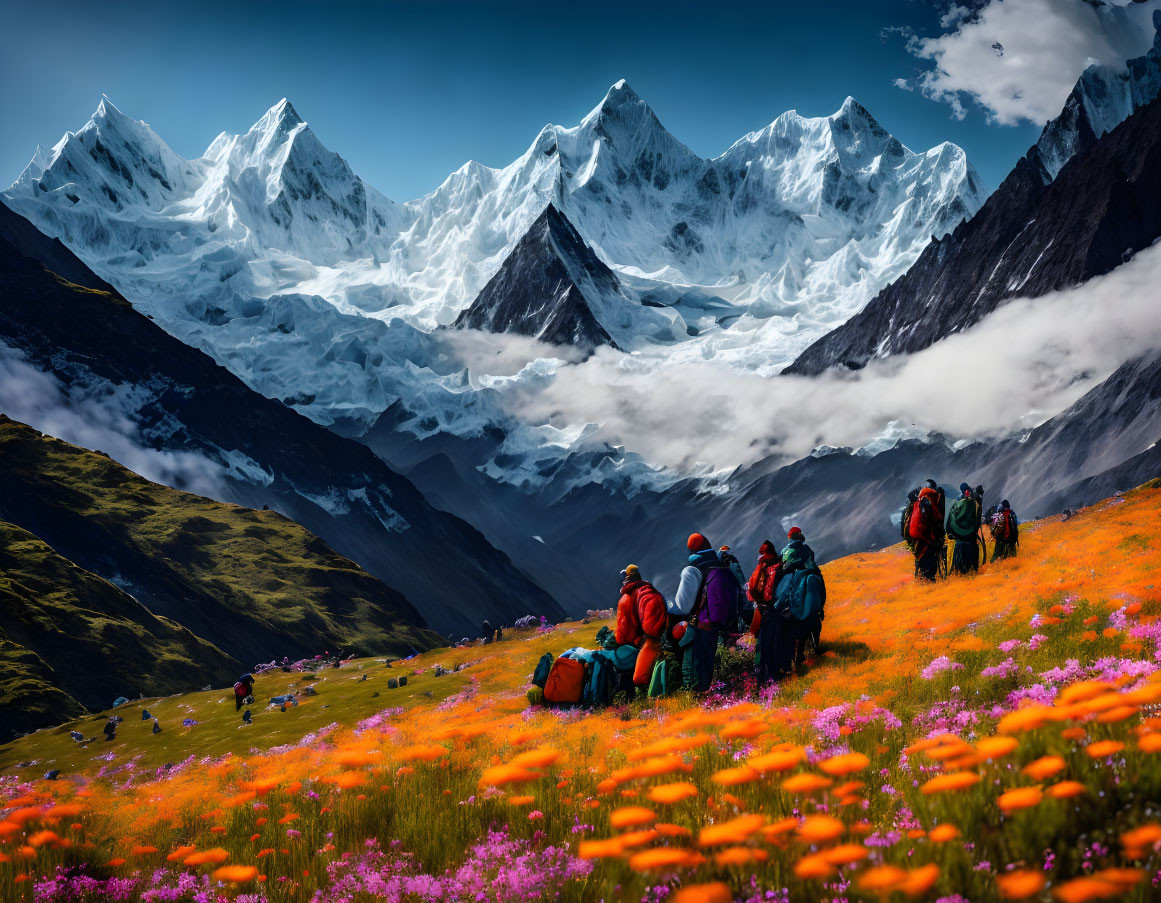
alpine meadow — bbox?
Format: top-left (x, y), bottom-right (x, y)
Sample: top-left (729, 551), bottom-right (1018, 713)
top-left (3, 2), bottom-right (1161, 902)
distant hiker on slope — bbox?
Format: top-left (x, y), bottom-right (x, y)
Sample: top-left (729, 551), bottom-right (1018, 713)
top-left (673, 533), bottom-right (742, 692)
top-left (234, 673), bottom-right (255, 712)
top-left (947, 483), bottom-right (985, 575)
top-left (780, 528), bottom-right (826, 672)
top-left (907, 484), bottom-right (943, 581)
top-left (989, 499), bottom-right (1020, 560)
top-left (748, 540), bottom-right (784, 683)
top-left (614, 564), bottom-right (668, 689)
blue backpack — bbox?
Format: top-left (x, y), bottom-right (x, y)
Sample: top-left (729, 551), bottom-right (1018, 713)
top-left (774, 568), bottom-right (826, 621)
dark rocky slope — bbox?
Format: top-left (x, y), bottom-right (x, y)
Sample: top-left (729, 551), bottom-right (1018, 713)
top-left (0, 199), bottom-right (562, 637)
top-left (453, 205), bottom-right (619, 352)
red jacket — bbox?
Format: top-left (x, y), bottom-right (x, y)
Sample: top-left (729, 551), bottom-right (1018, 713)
top-left (747, 554), bottom-right (782, 607)
top-left (615, 580), bottom-right (668, 645)
top-left (909, 487), bottom-right (941, 553)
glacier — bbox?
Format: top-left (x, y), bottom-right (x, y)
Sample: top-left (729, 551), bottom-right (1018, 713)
top-left (4, 82), bottom-right (985, 486)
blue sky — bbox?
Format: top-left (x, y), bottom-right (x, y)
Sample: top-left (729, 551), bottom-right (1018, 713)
top-left (1, 0), bottom-right (1147, 201)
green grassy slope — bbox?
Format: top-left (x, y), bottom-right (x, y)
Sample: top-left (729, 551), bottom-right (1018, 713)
top-left (0, 518), bottom-right (239, 742)
top-left (0, 417), bottom-right (443, 737)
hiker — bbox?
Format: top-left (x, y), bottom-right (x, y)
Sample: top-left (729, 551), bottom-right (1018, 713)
top-left (103, 716), bottom-right (120, 741)
top-left (481, 620), bottom-right (496, 644)
top-left (908, 484), bottom-right (943, 581)
top-left (614, 564), bottom-right (667, 689)
top-left (990, 499), bottom-right (1020, 559)
top-left (781, 528), bottom-right (825, 671)
top-left (947, 483), bottom-right (985, 575)
top-left (673, 533), bottom-right (743, 692)
top-left (234, 673), bottom-right (255, 712)
top-left (748, 540), bottom-right (784, 683)
top-left (718, 546), bottom-right (753, 639)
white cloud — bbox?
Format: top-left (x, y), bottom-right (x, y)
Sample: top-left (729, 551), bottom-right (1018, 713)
top-left (902, 0), bottom-right (1161, 125)
top-left (494, 240), bottom-right (1161, 476)
top-left (0, 344), bottom-right (227, 496)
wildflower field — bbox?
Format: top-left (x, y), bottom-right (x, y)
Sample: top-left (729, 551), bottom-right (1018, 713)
top-left (3, 483), bottom-right (1161, 903)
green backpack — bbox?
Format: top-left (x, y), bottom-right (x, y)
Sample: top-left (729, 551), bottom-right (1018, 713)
top-left (531, 652), bottom-right (554, 689)
top-left (648, 653), bottom-right (682, 698)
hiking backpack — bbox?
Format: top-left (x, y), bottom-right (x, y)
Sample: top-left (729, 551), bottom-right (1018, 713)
top-left (531, 653), bottom-right (554, 689)
top-left (544, 656), bottom-right (586, 705)
top-left (901, 490), bottom-right (920, 546)
top-left (995, 509), bottom-right (1017, 542)
top-left (774, 568), bottom-right (826, 622)
top-left (751, 561), bottom-right (782, 609)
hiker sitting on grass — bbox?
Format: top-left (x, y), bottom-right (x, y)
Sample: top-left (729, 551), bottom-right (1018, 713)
top-left (234, 673), bottom-right (255, 712)
top-left (615, 564), bottom-right (667, 689)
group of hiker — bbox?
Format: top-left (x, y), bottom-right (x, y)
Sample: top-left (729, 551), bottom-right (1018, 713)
top-left (904, 480), bottom-right (1020, 581)
top-left (532, 528), bottom-right (826, 707)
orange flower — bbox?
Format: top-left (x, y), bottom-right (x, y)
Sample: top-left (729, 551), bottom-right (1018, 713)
top-left (1060, 727), bottom-right (1087, 741)
top-left (617, 829), bottom-right (659, 849)
top-left (107, 858), bottom-right (126, 867)
top-left (797, 815), bottom-right (845, 844)
top-left (167, 845), bottom-right (196, 862)
top-left (213, 865), bottom-right (259, 884)
top-left (794, 852), bottom-right (836, 879)
top-left (184, 849), bottom-right (229, 866)
top-left (648, 783), bottom-right (699, 804)
top-left (478, 764), bottom-right (539, 787)
top-left (626, 734), bottom-right (712, 761)
top-left (656, 823), bottom-right (693, 838)
top-left (27, 831), bottom-right (63, 848)
top-left (672, 882), bottom-right (732, 903)
top-left (1048, 781), bottom-right (1087, 800)
top-left (509, 747), bottom-right (561, 769)
top-left (998, 786), bottom-right (1043, 813)
top-left (1090, 868), bottom-right (1145, 890)
top-left (996, 869), bottom-right (1046, 899)
top-left (858, 865), bottom-right (908, 892)
top-left (578, 838), bottom-right (624, 859)
top-left (781, 773), bottom-right (834, 794)
top-left (698, 814), bottom-right (766, 847)
top-left (761, 817), bottom-right (799, 841)
top-left (714, 846), bottom-right (767, 866)
top-left (130, 845), bottom-right (158, 856)
top-left (1120, 823), bottom-right (1161, 854)
top-left (333, 749), bottom-right (378, 769)
top-left (277, 813), bottom-right (299, 825)
top-left (711, 765), bottom-right (760, 786)
top-left (997, 704), bottom-right (1055, 734)
top-left (921, 772), bottom-right (980, 794)
top-left (821, 843), bottom-right (868, 865)
top-left (1139, 733), bottom-right (1161, 753)
top-left (975, 736), bottom-right (1019, 760)
top-left (720, 719), bottom-right (765, 740)
top-left (1022, 755), bottom-right (1066, 780)
top-left (508, 795), bottom-right (534, 806)
top-left (628, 848), bottom-right (703, 871)
top-left (1085, 740), bottom-right (1124, 759)
top-left (818, 752), bottom-right (869, 776)
top-left (749, 748), bottom-right (805, 773)
top-left (1051, 877), bottom-right (1121, 902)
top-left (899, 863), bottom-right (940, 896)
top-left (609, 806), bottom-right (656, 829)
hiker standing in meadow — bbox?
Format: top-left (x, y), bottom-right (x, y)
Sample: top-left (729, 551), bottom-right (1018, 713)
top-left (990, 499), bottom-right (1020, 560)
top-left (614, 564), bottom-right (668, 689)
top-left (780, 528), bottom-right (825, 671)
top-left (748, 540), bottom-right (784, 683)
top-left (947, 483), bottom-right (985, 575)
top-left (234, 673), bottom-right (255, 712)
top-left (673, 533), bottom-right (742, 692)
top-left (907, 484), bottom-right (943, 581)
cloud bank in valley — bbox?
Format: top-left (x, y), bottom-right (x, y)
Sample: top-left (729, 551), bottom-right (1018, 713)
top-left (490, 240), bottom-right (1161, 476)
top-left (897, 0), bottom-right (1161, 125)
top-left (0, 343), bottom-right (227, 496)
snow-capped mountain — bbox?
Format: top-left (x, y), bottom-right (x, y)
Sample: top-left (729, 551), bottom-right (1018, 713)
top-left (4, 83), bottom-right (983, 486)
top-left (1033, 10), bottom-right (1161, 181)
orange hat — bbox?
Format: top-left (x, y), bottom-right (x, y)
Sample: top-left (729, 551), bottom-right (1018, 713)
top-left (687, 532), bottom-right (711, 552)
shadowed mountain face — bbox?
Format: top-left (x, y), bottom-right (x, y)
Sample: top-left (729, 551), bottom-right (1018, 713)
top-left (0, 199), bottom-right (562, 637)
top-left (787, 94), bottom-right (1161, 377)
top-left (453, 205), bottom-right (619, 352)
top-left (0, 511), bottom-right (238, 744)
top-left (0, 417), bottom-right (439, 667)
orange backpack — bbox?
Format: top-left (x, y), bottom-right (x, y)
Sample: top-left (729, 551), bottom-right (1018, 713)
top-left (543, 657), bottom-right (586, 704)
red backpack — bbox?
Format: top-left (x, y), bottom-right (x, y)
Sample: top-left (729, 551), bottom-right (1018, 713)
top-left (997, 509), bottom-right (1017, 541)
top-left (634, 583), bottom-right (668, 639)
top-left (750, 561), bottom-right (782, 608)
